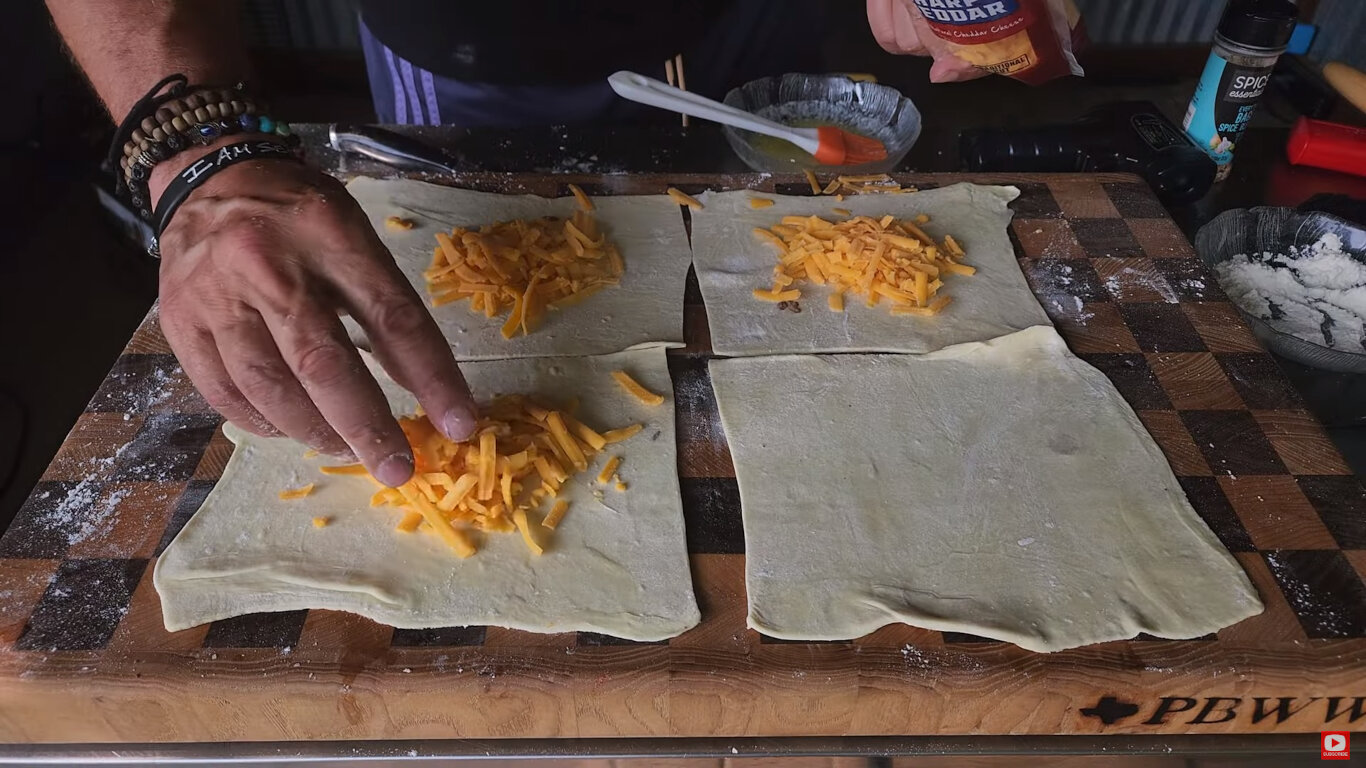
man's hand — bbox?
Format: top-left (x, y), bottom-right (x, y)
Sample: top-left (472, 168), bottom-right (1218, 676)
top-left (155, 156), bottom-right (478, 487)
top-left (866, 0), bottom-right (987, 83)
top-left (44, 1), bottom-right (471, 485)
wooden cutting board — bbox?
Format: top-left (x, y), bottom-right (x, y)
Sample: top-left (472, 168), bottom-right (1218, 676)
top-left (0, 173), bottom-right (1363, 743)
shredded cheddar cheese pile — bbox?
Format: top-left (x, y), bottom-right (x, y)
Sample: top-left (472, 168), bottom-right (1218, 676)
top-left (752, 212), bottom-right (972, 316)
top-left (423, 188), bottom-right (622, 339)
top-left (320, 397), bottom-right (643, 558)
top-left (806, 172), bottom-right (918, 198)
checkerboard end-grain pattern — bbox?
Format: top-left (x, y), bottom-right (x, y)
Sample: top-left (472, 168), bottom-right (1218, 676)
top-left (1, 173), bottom-right (1363, 743)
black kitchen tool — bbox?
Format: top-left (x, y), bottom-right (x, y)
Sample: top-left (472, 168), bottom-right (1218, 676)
top-left (959, 101), bottom-right (1216, 206)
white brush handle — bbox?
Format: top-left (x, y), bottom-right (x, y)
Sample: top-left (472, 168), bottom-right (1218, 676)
top-left (608, 71), bottom-right (819, 156)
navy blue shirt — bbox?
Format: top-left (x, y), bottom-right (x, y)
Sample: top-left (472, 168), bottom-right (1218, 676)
top-left (357, 0), bottom-right (733, 86)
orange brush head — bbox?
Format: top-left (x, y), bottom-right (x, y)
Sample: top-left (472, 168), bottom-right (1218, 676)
top-left (812, 125), bottom-right (888, 166)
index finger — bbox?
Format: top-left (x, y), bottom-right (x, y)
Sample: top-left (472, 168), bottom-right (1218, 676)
top-left (328, 241), bottom-right (479, 444)
top-left (264, 306), bottom-right (417, 487)
top-left (867, 0), bottom-right (930, 55)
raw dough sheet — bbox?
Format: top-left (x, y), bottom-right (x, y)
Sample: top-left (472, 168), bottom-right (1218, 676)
top-left (155, 347), bottom-right (699, 641)
top-left (346, 177), bottom-right (692, 360)
top-left (691, 184), bottom-right (1050, 355)
top-left (709, 326), bottom-right (1262, 652)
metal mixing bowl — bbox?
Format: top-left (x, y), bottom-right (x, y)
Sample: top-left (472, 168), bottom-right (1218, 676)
top-left (721, 74), bottom-right (922, 174)
top-left (1196, 207), bottom-right (1366, 373)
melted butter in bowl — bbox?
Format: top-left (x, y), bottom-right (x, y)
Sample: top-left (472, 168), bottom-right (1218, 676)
top-left (722, 74), bottom-right (921, 174)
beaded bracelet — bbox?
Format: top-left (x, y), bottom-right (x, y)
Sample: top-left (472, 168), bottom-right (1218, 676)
top-left (118, 88), bottom-right (286, 174)
top-left (119, 106), bottom-right (295, 219)
top-left (106, 74), bottom-right (300, 220)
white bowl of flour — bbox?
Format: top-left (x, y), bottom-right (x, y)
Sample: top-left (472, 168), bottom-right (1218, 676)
top-left (1197, 207), bottom-right (1366, 373)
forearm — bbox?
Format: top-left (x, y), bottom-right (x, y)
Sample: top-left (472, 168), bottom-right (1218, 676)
top-left (47, 0), bottom-right (250, 121)
top-left (49, 0), bottom-right (262, 204)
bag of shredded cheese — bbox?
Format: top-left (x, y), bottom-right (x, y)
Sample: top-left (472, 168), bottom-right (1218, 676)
top-left (909, 0), bottom-right (1085, 85)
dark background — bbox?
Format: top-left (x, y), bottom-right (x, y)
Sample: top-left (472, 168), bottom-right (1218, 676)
top-left (3, 0), bottom-right (1365, 526)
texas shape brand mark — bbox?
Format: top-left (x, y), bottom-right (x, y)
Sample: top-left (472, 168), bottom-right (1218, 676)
top-left (1079, 696), bottom-right (1139, 725)
top-left (1323, 731), bottom-right (1349, 760)
top-left (1078, 695), bottom-right (1366, 728)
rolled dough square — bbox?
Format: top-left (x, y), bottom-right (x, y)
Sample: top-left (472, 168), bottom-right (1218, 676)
top-left (709, 326), bottom-right (1262, 652)
top-left (155, 347), bottom-right (699, 641)
top-left (690, 184), bottom-right (1051, 355)
top-left (346, 177), bottom-right (692, 360)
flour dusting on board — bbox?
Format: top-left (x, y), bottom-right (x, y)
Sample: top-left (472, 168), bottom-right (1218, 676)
top-left (1176, 276), bottom-right (1208, 298)
top-left (1265, 552), bottom-right (1350, 636)
top-left (530, 127), bottom-right (628, 174)
top-left (900, 643), bottom-right (986, 671)
top-left (34, 448), bottom-right (131, 548)
top-left (1028, 225), bottom-right (1080, 260)
top-left (96, 354), bottom-right (189, 419)
top-left (1103, 266), bottom-right (1179, 303)
top-left (1030, 261), bottom-right (1093, 322)
top-left (673, 366), bottom-right (727, 444)
top-left (30, 355), bottom-right (192, 549)
top-left (126, 365), bottom-right (179, 416)
top-left (901, 643), bottom-right (932, 669)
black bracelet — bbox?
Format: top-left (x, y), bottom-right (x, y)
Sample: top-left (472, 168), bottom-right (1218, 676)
top-left (106, 74), bottom-right (299, 222)
top-left (149, 139), bottom-right (303, 257)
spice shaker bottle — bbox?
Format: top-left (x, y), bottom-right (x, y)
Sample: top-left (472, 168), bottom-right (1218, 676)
top-left (1182, 0), bottom-right (1298, 182)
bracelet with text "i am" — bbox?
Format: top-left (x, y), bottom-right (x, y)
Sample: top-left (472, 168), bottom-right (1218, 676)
top-left (149, 139), bottom-right (303, 257)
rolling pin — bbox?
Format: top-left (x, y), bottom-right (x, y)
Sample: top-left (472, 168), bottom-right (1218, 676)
top-left (1323, 61), bottom-right (1366, 115)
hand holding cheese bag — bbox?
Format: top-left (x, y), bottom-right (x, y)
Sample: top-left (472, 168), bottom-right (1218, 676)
top-left (868, 0), bottom-right (1085, 85)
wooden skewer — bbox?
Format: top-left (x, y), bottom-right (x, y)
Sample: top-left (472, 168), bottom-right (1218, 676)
top-left (674, 54), bottom-right (689, 128)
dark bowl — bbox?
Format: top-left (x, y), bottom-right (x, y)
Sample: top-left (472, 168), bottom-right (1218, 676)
top-left (1196, 207), bottom-right (1366, 373)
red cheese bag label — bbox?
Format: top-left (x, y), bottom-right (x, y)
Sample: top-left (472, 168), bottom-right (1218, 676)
top-left (910, 0), bottom-right (1084, 85)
